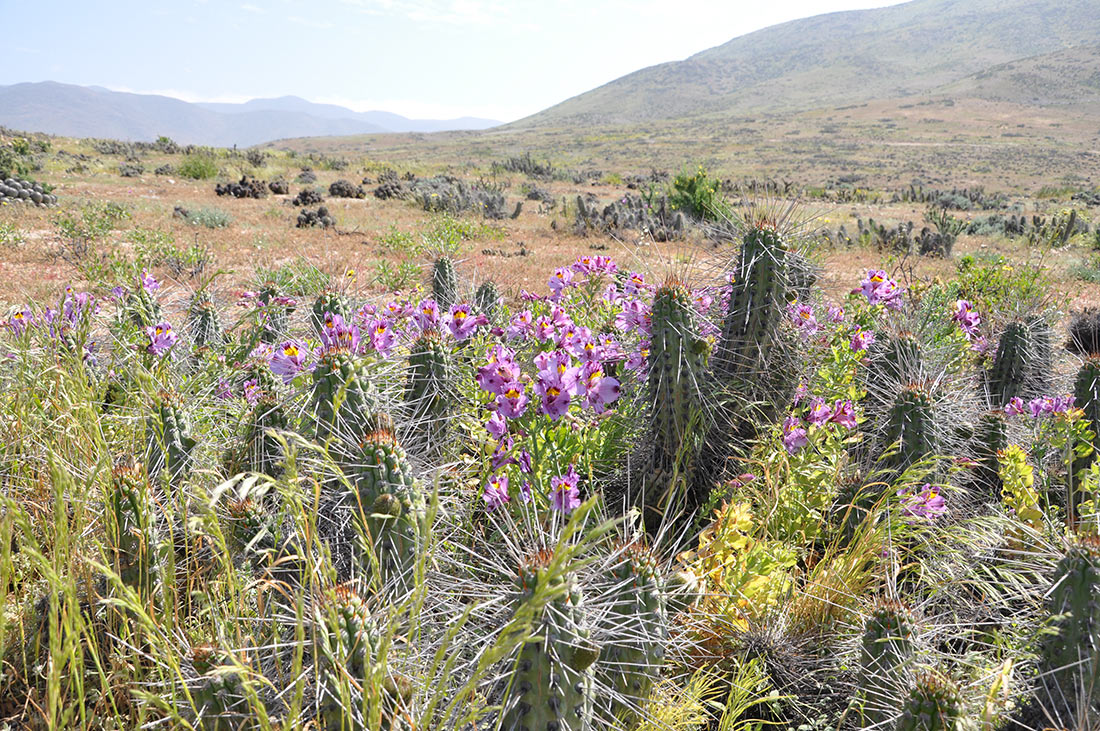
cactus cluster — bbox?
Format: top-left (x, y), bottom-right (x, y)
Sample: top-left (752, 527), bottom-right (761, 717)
top-left (256, 280), bottom-right (293, 344)
top-left (896, 670), bottom-right (963, 731)
top-left (147, 390), bottom-right (197, 481)
top-left (432, 257), bottom-right (458, 311)
top-left (311, 349), bottom-right (378, 451)
top-left (985, 319), bottom-right (1051, 408)
top-left (475, 280), bottom-right (501, 322)
top-left (311, 289), bottom-right (350, 336)
top-left (882, 385), bottom-right (938, 473)
top-left (971, 410), bottom-right (1008, 496)
top-left (106, 458), bottom-right (157, 602)
top-left (234, 396), bottom-right (289, 478)
top-left (190, 646), bottom-right (255, 731)
top-left (856, 600), bottom-right (915, 726)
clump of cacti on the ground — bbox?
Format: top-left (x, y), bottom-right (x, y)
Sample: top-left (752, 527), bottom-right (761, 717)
top-left (147, 390), bottom-right (198, 481)
top-left (233, 396), bottom-right (290, 478)
top-left (502, 550), bottom-right (598, 731)
top-left (256, 280), bottom-right (293, 344)
top-left (431, 256), bottom-right (458, 310)
top-left (855, 599), bottom-right (915, 727)
top-left (896, 669), bottom-right (963, 731)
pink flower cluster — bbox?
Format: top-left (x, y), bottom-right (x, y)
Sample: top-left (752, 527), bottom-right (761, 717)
top-left (898, 483), bottom-right (946, 520)
top-left (1004, 395), bottom-right (1075, 418)
top-left (857, 270), bottom-right (904, 309)
top-left (782, 398), bottom-right (857, 455)
top-left (952, 300), bottom-right (981, 340)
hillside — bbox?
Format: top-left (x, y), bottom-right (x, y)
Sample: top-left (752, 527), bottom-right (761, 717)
top-left (516, 0), bottom-right (1100, 127)
top-left (941, 44), bottom-right (1100, 111)
top-left (0, 82), bottom-right (500, 146)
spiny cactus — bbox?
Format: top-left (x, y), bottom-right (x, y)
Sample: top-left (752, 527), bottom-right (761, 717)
top-left (190, 646), bottom-right (257, 731)
top-left (105, 458), bottom-right (157, 602)
top-left (405, 329), bottom-right (452, 454)
top-left (1067, 308), bottom-right (1100, 357)
top-left (502, 551), bottom-right (598, 731)
top-left (641, 278), bottom-right (710, 530)
top-left (475, 280), bottom-right (501, 322)
top-left (314, 583), bottom-right (409, 730)
top-left (256, 281), bottom-right (292, 344)
top-left (857, 600), bottom-right (915, 727)
top-left (147, 390), bottom-right (197, 481)
top-left (1038, 534), bottom-right (1100, 717)
top-left (223, 497), bottom-right (279, 560)
top-left (311, 349), bottom-right (378, 452)
top-left (432, 257), bottom-right (458, 310)
top-left (864, 332), bottom-right (923, 418)
top-left (236, 396), bottom-right (289, 478)
top-left (347, 415), bottom-right (424, 592)
top-left (127, 283), bottom-right (162, 329)
top-left (311, 288), bottom-right (350, 336)
top-left (986, 320), bottom-right (1050, 408)
top-left (1074, 356), bottom-right (1100, 482)
top-left (830, 473), bottom-right (879, 546)
top-left (597, 542), bottom-right (669, 724)
top-left (972, 410), bottom-right (1008, 497)
top-left (188, 291), bottom-right (224, 350)
top-left (896, 669), bottom-right (963, 731)
top-left (882, 386), bottom-right (937, 473)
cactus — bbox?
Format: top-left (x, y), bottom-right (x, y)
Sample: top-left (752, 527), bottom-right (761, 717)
top-left (1074, 356), bottom-right (1100, 482)
top-left (475, 280), bottom-right (501, 322)
top-left (830, 474), bottom-right (879, 546)
top-left (190, 646), bottom-right (257, 731)
top-left (127, 283), bottom-right (162, 329)
top-left (715, 224), bottom-right (789, 377)
top-left (1067, 308), bottom-right (1100, 357)
top-left (314, 583), bottom-right (409, 730)
top-left (405, 329), bottom-right (452, 453)
top-left (986, 320), bottom-right (1050, 408)
top-left (895, 670), bottom-right (963, 731)
top-left (347, 415), bottom-right (424, 592)
top-left (236, 396), bottom-right (289, 478)
top-left (188, 291), bottom-right (224, 350)
top-left (857, 600), bottom-right (915, 727)
top-left (311, 288), bottom-right (350, 336)
top-left (224, 496), bottom-right (279, 560)
top-left (640, 278), bottom-right (710, 530)
top-left (864, 332), bottom-right (923, 414)
top-left (105, 458), bottom-right (157, 602)
top-left (432, 257), bottom-right (458, 310)
top-left (1038, 534), bottom-right (1100, 717)
top-left (502, 551), bottom-right (598, 731)
top-left (882, 386), bottom-right (937, 473)
top-left (972, 410), bottom-right (1008, 497)
top-left (597, 543), bottom-right (669, 723)
top-left (311, 349), bottom-right (378, 452)
top-left (256, 280), bottom-right (292, 344)
top-left (147, 390), bottom-right (197, 481)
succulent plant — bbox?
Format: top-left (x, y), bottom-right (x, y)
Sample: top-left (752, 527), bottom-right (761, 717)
top-left (256, 281), bottom-right (293, 344)
top-left (431, 257), bottom-right (458, 311)
top-left (234, 396), bottom-right (289, 478)
top-left (986, 319), bottom-right (1051, 408)
top-left (311, 288), bottom-right (351, 337)
top-left (188, 291), bottom-right (224, 350)
top-left (405, 329), bottom-right (452, 455)
top-left (857, 600), bottom-right (915, 727)
top-left (972, 410), bottom-right (1008, 497)
top-left (895, 669), bottom-right (963, 731)
top-left (311, 349), bottom-right (378, 454)
top-left (475, 280), bottom-right (502, 322)
top-left (1074, 356), bottom-right (1100, 486)
top-left (502, 551), bottom-right (598, 731)
top-left (1067, 308), bottom-right (1100, 357)
top-left (882, 385), bottom-right (937, 473)
top-left (105, 458), bottom-right (157, 602)
top-left (127, 283), bottom-right (162, 329)
top-left (190, 646), bottom-right (258, 731)
top-left (147, 390), bottom-right (198, 482)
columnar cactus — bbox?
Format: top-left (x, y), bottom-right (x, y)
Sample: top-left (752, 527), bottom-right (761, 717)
top-left (896, 669), bottom-right (964, 731)
top-left (188, 291), bottom-right (224, 350)
top-left (642, 278), bottom-right (710, 529)
top-left (972, 410), bottom-right (1008, 497)
top-left (1039, 534), bottom-right (1100, 717)
top-left (475, 280), bottom-right (501, 322)
top-left (147, 390), bottom-right (197, 481)
top-left (347, 415), bottom-right (424, 592)
top-left (502, 551), bottom-right (598, 731)
top-left (224, 497), bottom-right (279, 560)
top-left (106, 458), bottom-right (157, 602)
top-left (314, 583), bottom-right (408, 731)
top-left (864, 332), bottom-right (923, 418)
top-left (405, 329), bottom-right (452, 453)
top-left (597, 543), bottom-right (669, 723)
top-left (127, 283), bottom-right (162, 329)
top-left (882, 386), bottom-right (937, 472)
top-left (190, 646), bottom-right (255, 731)
top-left (986, 320), bottom-right (1050, 408)
top-left (857, 600), bottom-right (915, 727)
top-left (431, 257), bottom-right (458, 311)
top-left (311, 349), bottom-right (378, 452)
top-left (311, 288), bottom-right (350, 336)
top-left (1074, 355), bottom-right (1100, 481)
top-left (256, 280), bottom-right (293, 344)
top-left (237, 396), bottom-right (289, 478)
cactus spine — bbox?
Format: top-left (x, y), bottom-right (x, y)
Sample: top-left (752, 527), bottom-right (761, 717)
top-left (147, 390), bottom-right (197, 481)
top-left (1039, 534), bottom-right (1100, 716)
top-left (986, 319), bottom-right (1051, 408)
top-left (895, 670), bottom-right (963, 731)
top-left (857, 600), bottom-right (915, 727)
top-left (502, 552), bottom-right (597, 731)
top-left (972, 410), bottom-right (1008, 496)
top-left (1074, 355), bottom-right (1100, 482)
top-left (238, 396), bottom-right (289, 478)
top-left (431, 257), bottom-right (458, 311)
top-left (348, 415), bottom-right (424, 592)
top-left (883, 386), bottom-right (937, 472)
top-left (405, 329), bottom-right (452, 454)
top-left (256, 281), bottom-right (292, 344)
top-left (311, 349), bottom-right (378, 452)
top-left (311, 288), bottom-right (350, 336)
top-left (188, 291), bottom-right (223, 350)
top-left (475, 280), bottom-right (501, 322)
top-left (106, 459), bottom-right (157, 602)
top-left (641, 278), bottom-right (709, 529)
top-left (598, 543), bottom-right (669, 723)
top-left (190, 646), bottom-right (256, 731)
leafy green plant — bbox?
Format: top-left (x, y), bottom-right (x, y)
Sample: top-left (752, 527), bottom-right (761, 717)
top-left (177, 154), bottom-right (219, 180)
top-left (373, 260), bottom-right (420, 291)
top-left (0, 219), bottom-right (25, 248)
top-left (182, 206), bottom-right (232, 229)
top-left (669, 165), bottom-right (728, 221)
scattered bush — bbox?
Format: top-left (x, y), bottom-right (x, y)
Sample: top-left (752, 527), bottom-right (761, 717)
top-left (669, 165), bottom-right (728, 221)
top-left (292, 188), bottom-right (324, 207)
top-left (296, 206), bottom-right (334, 229)
top-left (215, 176), bottom-right (268, 199)
top-left (182, 206), bottom-right (232, 228)
top-left (118, 163), bottom-right (144, 178)
top-left (177, 154), bottom-right (219, 180)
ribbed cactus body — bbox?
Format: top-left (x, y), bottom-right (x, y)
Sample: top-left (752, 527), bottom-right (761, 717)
top-left (972, 411), bottom-right (1008, 497)
top-left (127, 285), bottom-right (162, 329)
top-left (224, 497), bottom-right (278, 559)
top-left (348, 418), bottom-right (424, 591)
top-left (716, 225), bottom-right (788, 376)
top-left (147, 390), bottom-right (197, 481)
top-left (315, 584), bottom-right (409, 730)
top-left (503, 554), bottom-right (597, 731)
top-left (864, 332), bottom-right (923, 415)
top-left (475, 280), bottom-right (501, 322)
top-left (190, 647), bottom-right (255, 731)
top-left (1074, 356), bottom-right (1100, 482)
top-left (895, 670), bottom-right (963, 731)
top-left (642, 279), bottom-right (709, 528)
top-left (987, 319), bottom-right (1051, 408)
top-left (598, 544), bottom-right (668, 723)
top-left (188, 292), bottom-right (223, 350)
top-left (106, 459), bottom-right (157, 601)
top-left (311, 349), bottom-right (378, 450)
top-left (1040, 535), bottom-right (1100, 715)
top-left (858, 600), bottom-right (915, 727)
top-left (405, 330), bottom-right (452, 453)
top-left (311, 289), bottom-right (350, 336)
top-left (883, 386), bottom-right (937, 472)
top-left (257, 281), bottom-right (292, 344)
top-left (432, 257), bottom-right (458, 310)
top-left (240, 397), bottom-right (289, 478)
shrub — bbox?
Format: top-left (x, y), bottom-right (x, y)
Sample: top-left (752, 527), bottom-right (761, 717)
top-left (182, 206), bottom-right (232, 229)
top-left (669, 165), bottom-right (727, 221)
top-left (177, 154), bottom-right (219, 180)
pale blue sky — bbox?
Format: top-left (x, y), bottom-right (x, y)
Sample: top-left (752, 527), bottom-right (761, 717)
top-left (1, 0), bottom-right (908, 122)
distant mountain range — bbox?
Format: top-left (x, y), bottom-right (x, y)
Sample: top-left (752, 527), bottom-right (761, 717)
top-left (515, 0), bottom-right (1100, 128)
top-left (0, 81), bottom-right (499, 146)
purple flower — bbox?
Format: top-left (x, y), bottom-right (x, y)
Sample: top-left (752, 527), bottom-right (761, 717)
top-left (830, 400), bottom-right (857, 429)
top-left (788, 302), bottom-right (819, 339)
top-left (550, 465), bottom-right (582, 514)
top-left (140, 270), bottom-right (160, 293)
top-left (270, 340), bottom-right (310, 383)
top-left (625, 344), bottom-right (649, 372)
top-left (1004, 397), bottom-right (1026, 416)
top-left (534, 351), bottom-right (581, 420)
top-left (623, 272), bottom-right (649, 295)
top-left (320, 312), bottom-right (360, 352)
top-left (858, 270), bottom-right (904, 309)
top-left (850, 327), bottom-right (875, 352)
top-left (496, 383), bottom-right (529, 419)
top-left (548, 267), bottom-right (575, 294)
top-left (793, 383), bottom-right (810, 405)
top-left (615, 300), bottom-right (651, 334)
top-left (580, 362), bottom-right (621, 413)
top-left (827, 304), bottom-right (845, 323)
top-left (5, 307), bottom-right (32, 336)
top-left (216, 378), bottom-right (233, 400)
top-left (243, 378), bottom-right (262, 404)
top-left (63, 291), bottom-right (95, 325)
top-left (807, 398), bottom-right (833, 426)
top-left (782, 415), bottom-right (809, 455)
top-left (693, 290), bottom-right (714, 314)
top-left (518, 449), bottom-right (533, 474)
top-left (445, 303), bottom-right (487, 340)
top-left (367, 319), bottom-right (396, 355)
top-left (145, 321), bottom-right (177, 356)
top-left (1029, 395), bottom-right (1076, 417)
top-left (953, 300), bottom-right (981, 340)
top-left (483, 473), bottom-right (510, 512)
top-left (414, 299), bottom-right (440, 331)
top-left (486, 411), bottom-right (508, 440)
top-left (477, 345), bottom-right (522, 396)
top-left (898, 484), bottom-right (946, 520)
top-left (109, 285), bottom-right (127, 302)
top-left (519, 480), bottom-right (533, 503)
top-left (506, 310), bottom-right (534, 341)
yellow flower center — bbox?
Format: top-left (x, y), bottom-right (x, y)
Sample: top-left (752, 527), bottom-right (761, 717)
top-left (505, 388), bottom-right (520, 398)
top-left (284, 345), bottom-right (299, 357)
top-left (547, 387), bottom-right (561, 397)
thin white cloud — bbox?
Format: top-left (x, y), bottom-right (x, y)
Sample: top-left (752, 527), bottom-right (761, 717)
top-left (241, 3), bottom-right (265, 13)
top-left (287, 14), bottom-right (335, 29)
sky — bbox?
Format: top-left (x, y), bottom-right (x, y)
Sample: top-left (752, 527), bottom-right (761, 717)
top-left (0, 0), bottom-right (909, 123)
